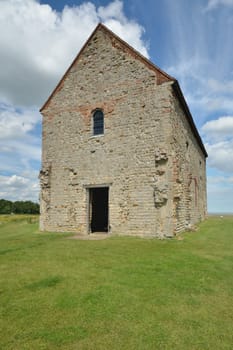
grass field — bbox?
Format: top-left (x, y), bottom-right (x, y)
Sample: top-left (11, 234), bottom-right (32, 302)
top-left (0, 215), bottom-right (233, 349)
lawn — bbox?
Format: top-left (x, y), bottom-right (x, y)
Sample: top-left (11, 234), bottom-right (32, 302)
top-left (0, 215), bottom-right (233, 349)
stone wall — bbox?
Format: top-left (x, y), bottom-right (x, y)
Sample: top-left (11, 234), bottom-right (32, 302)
top-left (169, 87), bottom-right (207, 233)
top-left (40, 25), bottom-right (207, 237)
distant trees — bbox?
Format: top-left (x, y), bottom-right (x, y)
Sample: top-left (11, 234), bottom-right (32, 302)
top-left (0, 199), bottom-right (12, 214)
top-left (0, 199), bottom-right (39, 214)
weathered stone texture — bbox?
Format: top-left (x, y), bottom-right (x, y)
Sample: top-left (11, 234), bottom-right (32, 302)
top-left (40, 24), bottom-right (207, 237)
top-left (169, 88), bottom-right (207, 233)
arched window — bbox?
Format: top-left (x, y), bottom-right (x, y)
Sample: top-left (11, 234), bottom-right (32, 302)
top-left (93, 110), bottom-right (104, 135)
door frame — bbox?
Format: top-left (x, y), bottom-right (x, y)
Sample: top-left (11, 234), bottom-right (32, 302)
top-left (85, 184), bottom-right (111, 234)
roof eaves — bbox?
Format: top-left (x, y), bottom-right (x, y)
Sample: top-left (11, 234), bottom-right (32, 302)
top-left (172, 80), bottom-right (208, 158)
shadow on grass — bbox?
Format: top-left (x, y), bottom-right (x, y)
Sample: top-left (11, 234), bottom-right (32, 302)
top-left (25, 276), bottom-right (63, 291)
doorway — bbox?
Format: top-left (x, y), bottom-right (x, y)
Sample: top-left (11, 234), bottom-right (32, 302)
top-left (89, 187), bottom-right (109, 233)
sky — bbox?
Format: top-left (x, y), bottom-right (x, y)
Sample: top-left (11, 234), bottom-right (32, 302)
top-left (0, 0), bottom-right (233, 213)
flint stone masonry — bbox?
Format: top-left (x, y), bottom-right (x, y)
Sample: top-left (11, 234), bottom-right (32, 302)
top-left (39, 23), bottom-right (207, 238)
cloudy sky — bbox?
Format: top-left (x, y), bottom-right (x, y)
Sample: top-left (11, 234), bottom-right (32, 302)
top-left (0, 0), bottom-right (233, 212)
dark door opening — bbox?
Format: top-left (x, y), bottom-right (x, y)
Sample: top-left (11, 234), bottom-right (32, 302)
top-left (89, 187), bottom-right (109, 233)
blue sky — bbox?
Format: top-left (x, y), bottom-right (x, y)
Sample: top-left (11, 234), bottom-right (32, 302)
top-left (0, 0), bottom-right (233, 212)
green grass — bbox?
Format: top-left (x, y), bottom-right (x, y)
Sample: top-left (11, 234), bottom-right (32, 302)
top-left (0, 215), bottom-right (233, 349)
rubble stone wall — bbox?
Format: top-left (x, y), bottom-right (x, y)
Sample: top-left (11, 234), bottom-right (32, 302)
top-left (169, 88), bottom-right (207, 233)
top-left (40, 27), bottom-right (207, 237)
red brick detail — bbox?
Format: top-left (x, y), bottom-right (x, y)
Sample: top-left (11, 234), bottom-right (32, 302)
top-left (78, 96), bottom-right (126, 119)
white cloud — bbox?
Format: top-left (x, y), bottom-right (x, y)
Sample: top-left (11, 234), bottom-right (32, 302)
top-left (0, 0), bottom-right (149, 107)
top-left (205, 140), bottom-right (233, 173)
top-left (166, 62), bottom-right (233, 124)
top-left (207, 175), bottom-right (233, 212)
top-left (98, 0), bottom-right (125, 21)
top-left (0, 105), bottom-right (41, 164)
top-left (6, 175), bottom-right (28, 189)
top-left (0, 174), bottom-right (39, 202)
top-left (0, 104), bottom-right (41, 198)
top-left (164, 0), bottom-right (233, 127)
top-left (208, 175), bottom-right (233, 184)
top-left (208, 79), bottom-right (233, 94)
top-left (205, 0), bottom-right (233, 11)
top-left (202, 116), bottom-right (233, 173)
top-left (202, 116), bottom-right (233, 140)
top-left (0, 105), bottom-right (41, 140)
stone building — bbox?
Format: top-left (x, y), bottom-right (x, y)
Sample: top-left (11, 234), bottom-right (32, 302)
top-left (39, 23), bottom-right (207, 238)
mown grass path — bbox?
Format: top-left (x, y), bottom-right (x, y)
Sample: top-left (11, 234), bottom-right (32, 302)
top-left (0, 216), bottom-right (233, 349)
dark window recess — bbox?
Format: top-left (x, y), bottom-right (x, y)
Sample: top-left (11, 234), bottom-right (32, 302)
top-left (93, 110), bottom-right (104, 135)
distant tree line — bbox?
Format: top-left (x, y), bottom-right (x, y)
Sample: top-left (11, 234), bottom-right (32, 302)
top-left (0, 199), bottom-right (39, 214)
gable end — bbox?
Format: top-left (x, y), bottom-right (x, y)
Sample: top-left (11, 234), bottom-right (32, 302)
top-left (40, 23), bottom-right (175, 112)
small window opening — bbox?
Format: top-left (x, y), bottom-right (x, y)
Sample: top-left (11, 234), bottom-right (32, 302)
top-left (93, 110), bottom-right (104, 135)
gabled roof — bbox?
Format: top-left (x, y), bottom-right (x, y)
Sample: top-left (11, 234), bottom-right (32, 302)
top-left (40, 23), bottom-right (207, 157)
top-left (40, 23), bottom-right (175, 112)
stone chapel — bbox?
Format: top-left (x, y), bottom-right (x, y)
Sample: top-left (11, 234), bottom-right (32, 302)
top-left (39, 23), bottom-right (207, 238)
